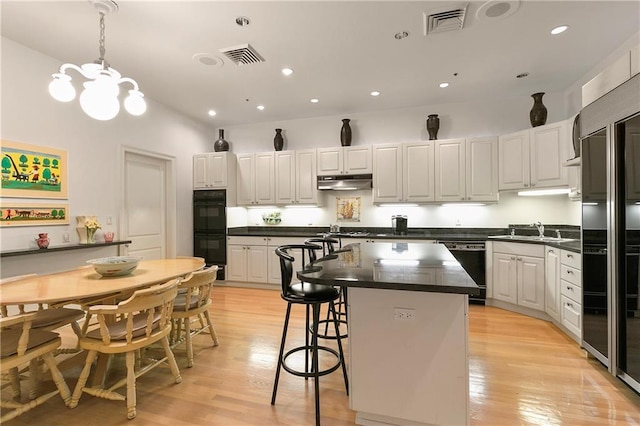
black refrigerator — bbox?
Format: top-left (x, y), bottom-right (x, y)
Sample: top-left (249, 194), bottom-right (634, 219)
top-left (581, 72), bottom-right (640, 393)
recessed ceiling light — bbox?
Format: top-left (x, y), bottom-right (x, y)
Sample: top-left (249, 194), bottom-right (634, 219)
top-left (235, 16), bottom-right (250, 26)
top-left (310, 98), bottom-right (319, 103)
top-left (257, 105), bottom-right (265, 110)
top-left (551, 25), bottom-right (568, 35)
top-left (439, 82), bottom-right (449, 88)
top-left (370, 91), bottom-right (380, 96)
top-left (208, 110), bottom-right (217, 117)
top-left (282, 68), bottom-right (294, 76)
top-left (394, 31), bottom-right (409, 40)
top-left (516, 72), bottom-right (529, 79)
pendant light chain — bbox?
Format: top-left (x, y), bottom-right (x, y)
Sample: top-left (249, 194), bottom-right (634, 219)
top-left (98, 12), bottom-right (106, 64)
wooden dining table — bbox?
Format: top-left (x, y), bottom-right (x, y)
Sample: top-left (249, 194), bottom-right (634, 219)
top-left (0, 257), bottom-right (205, 305)
top-left (0, 257), bottom-right (206, 388)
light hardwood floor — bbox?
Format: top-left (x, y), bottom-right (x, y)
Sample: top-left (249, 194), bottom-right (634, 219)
top-left (3, 286), bottom-right (640, 425)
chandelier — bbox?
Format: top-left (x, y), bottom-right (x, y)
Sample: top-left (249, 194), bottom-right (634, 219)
top-left (48, 0), bottom-right (146, 121)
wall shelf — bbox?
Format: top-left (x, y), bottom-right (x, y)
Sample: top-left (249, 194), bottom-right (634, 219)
top-left (0, 240), bottom-right (131, 258)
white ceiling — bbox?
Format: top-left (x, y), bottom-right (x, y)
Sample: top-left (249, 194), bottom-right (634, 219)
top-left (2, 1), bottom-right (639, 127)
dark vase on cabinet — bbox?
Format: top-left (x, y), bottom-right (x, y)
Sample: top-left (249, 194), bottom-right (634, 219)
top-left (340, 119), bottom-right (352, 146)
top-left (529, 92), bottom-right (548, 127)
top-left (274, 129), bottom-right (284, 151)
top-left (426, 114), bottom-right (440, 140)
top-left (214, 129), bottom-right (229, 152)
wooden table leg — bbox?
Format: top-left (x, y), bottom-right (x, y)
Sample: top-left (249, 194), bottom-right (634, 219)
top-left (90, 353), bottom-right (111, 388)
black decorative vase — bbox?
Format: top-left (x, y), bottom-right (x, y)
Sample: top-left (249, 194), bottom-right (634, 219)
top-left (340, 119), bottom-right (352, 146)
top-left (214, 129), bottom-right (229, 152)
top-left (274, 128), bottom-right (284, 151)
top-left (426, 114), bottom-right (440, 140)
top-left (529, 92), bottom-right (548, 127)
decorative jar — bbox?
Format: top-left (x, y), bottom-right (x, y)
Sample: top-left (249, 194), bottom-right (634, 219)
top-left (35, 233), bottom-right (50, 249)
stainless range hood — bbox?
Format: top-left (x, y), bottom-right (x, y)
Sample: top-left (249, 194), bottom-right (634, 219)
top-left (317, 174), bottom-right (373, 191)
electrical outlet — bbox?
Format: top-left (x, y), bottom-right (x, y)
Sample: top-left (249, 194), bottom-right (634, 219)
top-left (106, 216), bottom-right (112, 225)
top-left (393, 307), bottom-right (416, 321)
top-left (62, 232), bottom-right (70, 243)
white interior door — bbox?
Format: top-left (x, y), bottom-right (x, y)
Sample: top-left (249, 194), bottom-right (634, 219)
top-left (123, 151), bottom-right (173, 260)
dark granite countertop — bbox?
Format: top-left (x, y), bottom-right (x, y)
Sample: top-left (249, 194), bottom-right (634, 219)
top-left (298, 242), bottom-right (480, 296)
top-left (487, 236), bottom-right (581, 253)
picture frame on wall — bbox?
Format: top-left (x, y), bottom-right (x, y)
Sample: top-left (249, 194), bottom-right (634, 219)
top-left (0, 202), bottom-right (69, 227)
top-left (336, 196), bottom-right (361, 222)
top-left (0, 139), bottom-right (68, 199)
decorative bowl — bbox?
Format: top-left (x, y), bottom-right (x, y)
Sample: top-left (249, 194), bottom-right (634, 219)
top-left (262, 212), bottom-right (282, 225)
top-left (86, 256), bottom-right (143, 277)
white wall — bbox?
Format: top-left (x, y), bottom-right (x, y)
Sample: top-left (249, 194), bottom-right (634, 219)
top-left (0, 38), bottom-right (212, 256)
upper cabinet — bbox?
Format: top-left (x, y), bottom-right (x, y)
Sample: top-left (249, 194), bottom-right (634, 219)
top-left (237, 152), bottom-right (275, 206)
top-left (193, 152), bottom-right (237, 204)
top-left (435, 137), bottom-right (498, 203)
top-left (274, 149), bottom-right (319, 205)
top-left (317, 146), bottom-right (372, 176)
top-left (498, 120), bottom-right (569, 191)
top-left (372, 142), bottom-right (435, 204)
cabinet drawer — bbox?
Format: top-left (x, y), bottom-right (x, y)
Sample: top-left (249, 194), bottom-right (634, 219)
top-left (560, 264), bottom-right (581, 286)
top-left (560, 250), bottom-right (581, 269)
top-left (560, 279), bottom-right (582, 303)
top-left (227, 236), bottom-right (268, 246)
top-left (561, 295), bottom-right (582, 337)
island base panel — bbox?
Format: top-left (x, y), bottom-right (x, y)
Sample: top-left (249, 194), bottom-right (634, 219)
top-left (348, 287), bottom-right (469, 426)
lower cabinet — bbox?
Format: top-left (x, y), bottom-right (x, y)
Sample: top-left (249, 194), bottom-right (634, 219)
top-left (492, 242), bottom-right (545, 312)
top-left (545, 246), bottom-right (561, 321)
top-left (559, 250), bottom-right (582, 339)
top-left (227, 236), bottom-right (303, 286)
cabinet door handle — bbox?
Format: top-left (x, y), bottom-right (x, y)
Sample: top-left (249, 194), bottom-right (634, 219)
top-left (566, 302), bottom-right (573, 308)
top-left (524, 184), bottom-right (529, 188)
top-left (566, 286), bottom-right (572, 290)
top-left (566, 254), bottom-right (573, 258)
top-left (567, 270), bottom-right (573, 274)
top-left (510, 256), bottom-right (516, 260)
top-left (548, 249), bottom-right (554, 253)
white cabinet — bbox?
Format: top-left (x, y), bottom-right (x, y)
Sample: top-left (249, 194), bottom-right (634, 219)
top-left (545, 246), bottom-right (561, 322)
top-left (193, 152), bottom-right (237, 203)
top-left (492, 242), bottom-right (545, 311)
top-left (498, 120), bottom-right (569, 190)
top-left (226, 236), bottom-right (269, 283)
top-left (237, 152), bottom-right (275, 206)
top-left (317, 146), bottom-right (372, 176)
top-left (435, 137), bottom-right (498, 202)
top-left (560, 250), bottom-right (582, 339)
top-left (372, 142), bottom-right (435, 203)
top-left (275, 149), bottom-right (319, 205)
top-left (228, 236), bottom-right (305, 286)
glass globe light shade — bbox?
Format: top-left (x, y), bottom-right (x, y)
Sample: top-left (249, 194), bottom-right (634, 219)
top-left (79, 77), bottom-right (120, 121)
top-left (49, 74), bottom-right (76, 102)
top-left (124, 90), bottom-right (147, 116)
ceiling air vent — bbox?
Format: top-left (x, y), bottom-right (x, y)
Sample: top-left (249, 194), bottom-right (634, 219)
top-left (219, 43), bottom-right (265, 65)
top-left (423, 3), bottom-right (468, 35)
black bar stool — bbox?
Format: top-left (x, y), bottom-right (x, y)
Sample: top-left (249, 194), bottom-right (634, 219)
top-left (271, 244), bottom-right (348, 426)
top-left (304, 237), bottom-right (348, 340)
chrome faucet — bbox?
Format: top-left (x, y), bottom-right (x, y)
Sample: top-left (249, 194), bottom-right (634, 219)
top-left (532, 221), bottom-right (544, 237)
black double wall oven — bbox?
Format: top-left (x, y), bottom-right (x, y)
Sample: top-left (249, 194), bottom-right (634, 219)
top-left (193, 190), bottom-right (227, 281)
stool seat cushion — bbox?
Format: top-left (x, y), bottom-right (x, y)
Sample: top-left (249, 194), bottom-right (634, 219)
top-left (286, 282), bottom-right (339, 303)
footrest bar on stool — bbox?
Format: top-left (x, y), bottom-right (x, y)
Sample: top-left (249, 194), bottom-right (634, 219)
top-left (311, 319), bottom-right (348, 340)
top-left (282, 345), bottom-right (342, 378)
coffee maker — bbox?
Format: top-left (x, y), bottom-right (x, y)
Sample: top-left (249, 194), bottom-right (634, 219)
top-left (391, 215), bottom-right (408, 235)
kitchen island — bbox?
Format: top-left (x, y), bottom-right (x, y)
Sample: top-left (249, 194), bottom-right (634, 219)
top-left (298, 242), bottom-right (479, 426)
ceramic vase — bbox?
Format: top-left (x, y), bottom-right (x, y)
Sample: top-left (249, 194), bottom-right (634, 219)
top-left (529, 92), bottom-right (548, 127)
top-left (426, 114), bottom-right (440, 140)
top-left (214, 129), bottom-right (229, 152)
top-left (274, 129), bottom-right (284, 151)
top-left (86, 228), bottom-right (96, 244)
top-left (340, 119), bottom-right (352, 146)
top-left (36, 233), bottom-right (49, 249)
top-left (104, 231), bottom-right (115, 243)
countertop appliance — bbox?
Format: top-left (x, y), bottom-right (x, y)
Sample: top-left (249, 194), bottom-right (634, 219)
top-left (440, 241), bottom-right (486, 305)
top-left (193, 189), bottom-right (227, 281)
top-left (580, 72), bottom-right (640, 393)
top-left (391, 215), bottom-right (408, 235)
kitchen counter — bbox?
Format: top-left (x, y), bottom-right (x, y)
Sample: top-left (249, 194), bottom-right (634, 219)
top-left (298, 241), bottom-right (473, 426)
top-left (488, 235), bottom-right (581, 253)
top-left (299, 241), bottom-right (479, 295)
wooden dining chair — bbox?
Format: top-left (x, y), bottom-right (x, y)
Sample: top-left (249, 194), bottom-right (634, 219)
top-left (68, 278), bottom-right (182, 420)
top-left (170, 265), bottom-right (219, 367)
top-left (0, 312), bottom-right (72, 422)
top-left (0, 274), bottom-right (84, 400)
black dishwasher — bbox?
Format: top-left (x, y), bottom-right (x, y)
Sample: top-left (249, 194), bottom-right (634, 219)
top-left (440, 241), bottom-right (486, 305)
